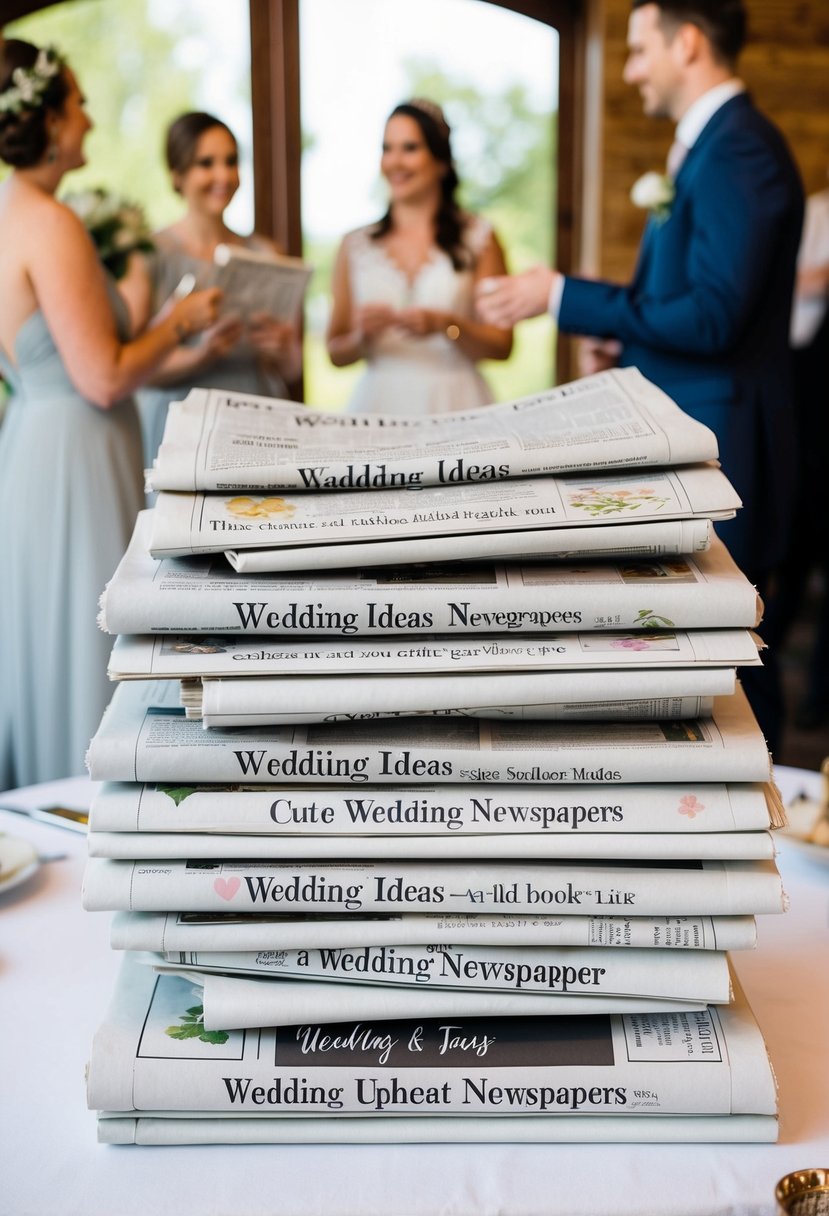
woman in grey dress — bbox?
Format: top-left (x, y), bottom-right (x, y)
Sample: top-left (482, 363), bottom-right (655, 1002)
top-left (122, 112), bottom-right (302, 467)
top-left (0, 40), bottom-right (220, 787)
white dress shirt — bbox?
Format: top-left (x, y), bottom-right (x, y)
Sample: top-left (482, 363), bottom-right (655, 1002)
top-left (790, 187), bottom-right (829, 348)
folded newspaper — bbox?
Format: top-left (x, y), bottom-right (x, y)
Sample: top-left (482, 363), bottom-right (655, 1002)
top-left (85, 681), bottom-right (772, 786)
top-left (86, 955), bottom-right (777, 1118)
top-left (181, 666), bottom-right (735, 727)
top-left (148, 463), bottom-right (738, 560)
top-left (110, 910), bottom-right (759, 954)
top-left (99, 518), bottom-right (762, 637)
top-left (207, 242), bottom-right (311, 324)
top-left (97, 1112), bottom-right (779, 1145)
top-left (108, 628), bottom-right (762, 682)
top-left (149, 941), bottom-right (731, 1004)
top-left (81, 856), bottom-right (786, 916)
top-left (88, 778), bottom-right (778, 837)
top-left (226, 518), bottom-right (714, 574)
top-left (145, 367), bottom-right (719, 493)
top-left (85, 828), bottom-right (775, 862)
top-left (151, 965), bottom-right (714, 1027)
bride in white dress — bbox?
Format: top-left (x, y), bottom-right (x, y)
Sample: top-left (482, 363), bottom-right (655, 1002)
top-left (326, 99), bottom-right (513, 415)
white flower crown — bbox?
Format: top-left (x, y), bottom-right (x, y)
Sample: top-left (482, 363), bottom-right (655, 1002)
top-left (0, 47), bottom-right (65, 116)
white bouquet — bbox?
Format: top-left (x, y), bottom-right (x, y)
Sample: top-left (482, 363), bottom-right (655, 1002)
top-left (63, 187), bottom-right (154, 279)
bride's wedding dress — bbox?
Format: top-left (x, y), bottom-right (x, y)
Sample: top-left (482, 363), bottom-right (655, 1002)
top-left (345, 214), bottom-right (495, 415)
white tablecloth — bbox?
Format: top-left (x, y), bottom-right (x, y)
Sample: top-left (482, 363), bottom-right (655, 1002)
top-left (1, 768), bottom-right (827, 1216)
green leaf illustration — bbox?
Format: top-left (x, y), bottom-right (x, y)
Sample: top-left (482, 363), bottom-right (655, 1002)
top-left (165, 1023), bottom-right (204, 1040)
top-left (158, 785), bottom-right (197, 805)
top-left (635, 609), bottom-right (675, 629)
top-left (164, 1003), bottom-right (230, 1045)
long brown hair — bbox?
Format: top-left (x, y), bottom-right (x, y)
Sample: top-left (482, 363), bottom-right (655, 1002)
top-left (371, 101), bottom-right (472, 271)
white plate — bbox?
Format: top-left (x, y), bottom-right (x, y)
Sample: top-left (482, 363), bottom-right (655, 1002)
top-left (781, 796), bottom-right (829, 868)
top-left (0, 833), bottom-right (40, 894)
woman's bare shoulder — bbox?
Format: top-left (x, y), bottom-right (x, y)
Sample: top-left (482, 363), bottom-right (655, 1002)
top-left (16, 189), bottom-right (91, 259)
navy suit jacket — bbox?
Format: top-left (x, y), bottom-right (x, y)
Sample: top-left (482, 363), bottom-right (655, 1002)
top-left (559, 93), bottom-right (804, 575)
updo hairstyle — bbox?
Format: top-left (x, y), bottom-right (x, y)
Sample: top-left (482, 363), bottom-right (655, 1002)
top-left (0, 39), bottom-right (70, 169)
top-left (165, 111), bottom-right (235, 189)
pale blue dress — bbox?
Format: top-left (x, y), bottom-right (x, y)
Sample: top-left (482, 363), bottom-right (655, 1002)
top-left (0, 288), bottom-right (144, 787)
top-left (136, 233), bottom-right (288, 468)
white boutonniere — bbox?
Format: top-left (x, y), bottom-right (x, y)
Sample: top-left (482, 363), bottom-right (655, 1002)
top-left (630, 171), bottom-right (675, 224)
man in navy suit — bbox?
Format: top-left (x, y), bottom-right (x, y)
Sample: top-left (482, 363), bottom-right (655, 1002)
top-left (478, 0), bottom-right (803, 752)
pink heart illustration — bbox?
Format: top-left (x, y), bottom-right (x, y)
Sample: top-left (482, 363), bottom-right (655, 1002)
top-left (214, 876), bottom-right (241, 901)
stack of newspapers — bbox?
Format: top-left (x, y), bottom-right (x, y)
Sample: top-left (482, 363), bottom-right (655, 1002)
top-left (82, 368), bottom-right (785, 1146)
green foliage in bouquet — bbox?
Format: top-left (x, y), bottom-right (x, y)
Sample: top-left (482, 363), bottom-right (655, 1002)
top-left (63, 187), bottom-right (154, 279)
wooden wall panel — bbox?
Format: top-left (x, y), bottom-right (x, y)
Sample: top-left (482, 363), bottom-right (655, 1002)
top-left (590, 0), bottom-right (829, 283)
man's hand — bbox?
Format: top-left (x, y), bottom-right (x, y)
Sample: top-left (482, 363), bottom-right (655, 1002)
top-left (476, 266), bottom-right (555, 326)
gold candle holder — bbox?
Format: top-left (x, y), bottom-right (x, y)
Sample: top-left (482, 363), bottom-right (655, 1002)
top-left (777, 1169), bottom-right (829, 1214)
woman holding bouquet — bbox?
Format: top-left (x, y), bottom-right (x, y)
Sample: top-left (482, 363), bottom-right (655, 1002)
top-left (0, 39), bottom-right (220, 787)
top-left (326, 99), bottom-right (513, 414)
top-left (122, 111), bottom-right (302, 467)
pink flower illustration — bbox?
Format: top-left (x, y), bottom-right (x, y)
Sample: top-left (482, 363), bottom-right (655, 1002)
top-left (610, 636), bottom-right (652, 651)
top-left (677, 795), bottom-right (705, 819)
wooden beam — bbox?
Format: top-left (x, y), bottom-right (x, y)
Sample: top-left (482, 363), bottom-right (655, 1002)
top-left (248, 0), bottom-right (302, 256)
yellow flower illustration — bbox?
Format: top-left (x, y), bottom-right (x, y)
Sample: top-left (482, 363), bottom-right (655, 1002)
top-left (226, 496), bottom-right (296, 519)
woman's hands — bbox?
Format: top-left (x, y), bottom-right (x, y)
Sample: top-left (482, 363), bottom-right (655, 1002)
top-left (169, 286), bottom-right (223, 339)
top-left (354, 303), bottom-right (398, 341)
top-left (247, 311), bottom-right (303, 383)
top-left (247, 312), bottom-right (296, 357)
top-left (355, 305), bottom-right (447, 339)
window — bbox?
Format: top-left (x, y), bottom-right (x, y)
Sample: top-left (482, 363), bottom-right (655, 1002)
top-left (298, 0), bottom-right (559, 407)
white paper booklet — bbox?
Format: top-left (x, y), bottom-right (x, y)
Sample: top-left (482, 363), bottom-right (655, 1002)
top-left (86, 828), bottom-right (775, 862)
top-left (146, 367), bottom-right (719, 493)
top-left (86, 681), bottom-right (772, 786)
top-left (86, 956), bottom-right (776, 1117)
top-left (100, 517), bottom-right (761, 637)
top-left (98, 1111), bottom-right (779, 1145)
top-left (109, 628), bottom-right (761, 682)
top-left (111, 910), bottom-right (758, 954)
top-left (227, 519), bottom-right (714, 574)
top-left (81, 856), bottom-right (785, 916)
top-left (207, 242), bottom-right (312, 323)
top-left (151, 941), bottom-right (730, 1003)
top-left (88, 779), bottom-right (777, 837)
top-left (148, 464), bottom-right (738, 559)
top-left (154, 966), bottom-right (712, 1029)
top-left (183, 667), bottom-right (733, 728)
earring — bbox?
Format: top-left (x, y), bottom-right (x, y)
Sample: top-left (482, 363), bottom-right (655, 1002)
top-left (46, 130), bottom-right (58, 164)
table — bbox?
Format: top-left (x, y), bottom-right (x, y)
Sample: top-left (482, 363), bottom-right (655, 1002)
top-left (1, 768), bottom-right (827, 1216)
